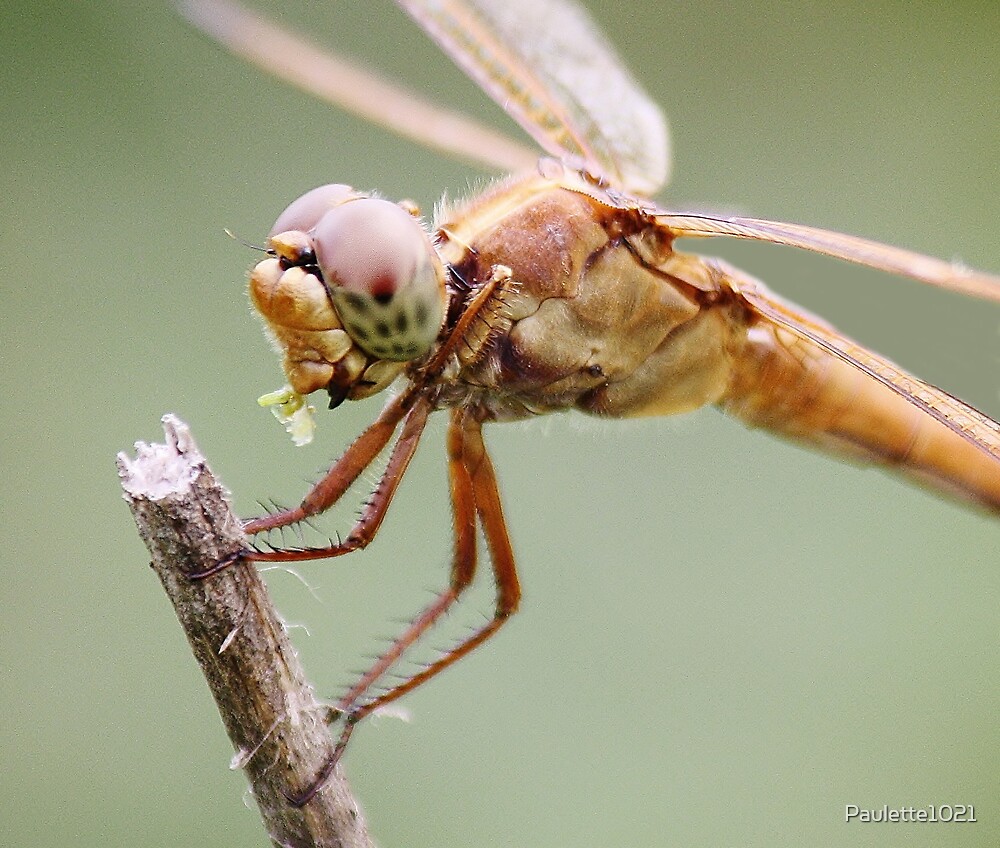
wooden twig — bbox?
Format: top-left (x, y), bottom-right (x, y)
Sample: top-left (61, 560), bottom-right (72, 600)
top-left (118, 415), bottom-right (377, 848)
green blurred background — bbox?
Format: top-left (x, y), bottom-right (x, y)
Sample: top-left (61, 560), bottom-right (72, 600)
top-left (2, 1), bottom-right (997, 846)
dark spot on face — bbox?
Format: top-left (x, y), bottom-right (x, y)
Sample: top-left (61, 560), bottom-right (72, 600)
top-left (375, 320), bottom-right (391, 338)
top-left (343, 291), bottom-right (369, 314)
top-left (370, 273), bottom-right (396, 304)
top-left (414, 301), bottom-right (429, 326)
top-left (395, 311), bottom-right (409, 334)
top-left (348, 322), bottom-right (370, 342)
top-left (586, 363), bottom-right (604, 378)
top-left (391, 342), bottom-right (406, 357)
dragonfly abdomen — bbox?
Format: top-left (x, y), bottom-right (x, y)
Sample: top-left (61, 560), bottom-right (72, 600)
top-left (719, 290), bottom-right (1000, 513)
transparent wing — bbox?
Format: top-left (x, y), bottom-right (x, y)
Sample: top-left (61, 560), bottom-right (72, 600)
top-left (397, 0), bottom-right (670, 195)
top-left (658, 211), bottom-right (1000, 303)
top-left (177, 0), bottom-right (538, 174)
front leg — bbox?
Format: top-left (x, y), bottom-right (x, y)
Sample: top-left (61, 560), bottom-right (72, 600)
top-left (189, 391), bottom-right (428, 578)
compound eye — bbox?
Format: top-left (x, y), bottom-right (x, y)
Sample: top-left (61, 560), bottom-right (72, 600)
top-left (269, 184), bottom-right (360, 237)
top-left (312, 198), bottom-right (444, 362)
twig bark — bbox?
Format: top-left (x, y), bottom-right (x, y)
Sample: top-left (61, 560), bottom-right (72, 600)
top-left (118, 415), bottom-right (376, 848)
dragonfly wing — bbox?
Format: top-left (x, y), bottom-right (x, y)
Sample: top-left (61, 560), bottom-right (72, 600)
top-left (397, 0), bottom-right (670, 195)
top-left (177, 0), bottom-right (538, 173)
top-left (657, 212), bottom-right (1000, 303)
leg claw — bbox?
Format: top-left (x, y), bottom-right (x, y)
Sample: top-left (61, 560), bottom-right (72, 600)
top-left (187, 549), bottom-right (248, 581)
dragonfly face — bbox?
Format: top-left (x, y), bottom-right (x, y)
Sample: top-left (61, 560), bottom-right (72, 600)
top-left (250, 184), bottom-right (446, 415)
top-left (180, 0), bottom-right (1000, 809)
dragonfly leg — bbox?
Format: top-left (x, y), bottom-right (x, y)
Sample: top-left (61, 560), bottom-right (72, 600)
top-left (286, 409), bottom-right (521, 806)
top-left (188, 392), bottom-right (427, 578)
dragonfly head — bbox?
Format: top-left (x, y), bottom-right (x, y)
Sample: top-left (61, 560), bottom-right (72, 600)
top-left (248, 184), bottom-right (447, 443)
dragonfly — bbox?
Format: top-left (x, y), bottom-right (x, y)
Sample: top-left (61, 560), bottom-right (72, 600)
top-left (180, 0), bottom-right (1000, 805)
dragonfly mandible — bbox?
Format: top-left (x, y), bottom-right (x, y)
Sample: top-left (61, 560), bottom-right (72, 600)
top-left (179, 0), bottom-right (1000, 805)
